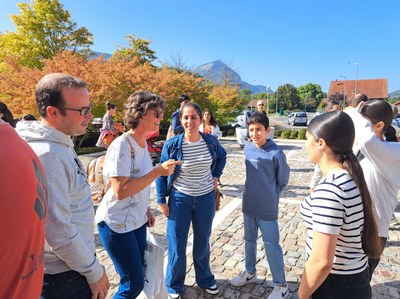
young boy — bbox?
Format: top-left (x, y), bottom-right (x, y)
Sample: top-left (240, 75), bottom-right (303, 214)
top-left (230, 112), bottom-right (290, 299)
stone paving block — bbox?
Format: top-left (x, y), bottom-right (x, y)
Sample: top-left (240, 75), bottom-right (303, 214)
top-left (251, 284), bottom-right (267, 297)
top-left (223, 244), bottom-right (238, 252)
top-left (221, 287), bottom-right (241, 299)
top-left (240, 293), bottom-right (262, 299)
top-left (224, 259), bottom-right (238, 269)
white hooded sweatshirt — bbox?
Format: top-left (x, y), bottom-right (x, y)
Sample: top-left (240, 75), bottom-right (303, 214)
top-left (351, 113), bottom-right (400, 238)
top-left (17, 121), bottom-right (103, 284)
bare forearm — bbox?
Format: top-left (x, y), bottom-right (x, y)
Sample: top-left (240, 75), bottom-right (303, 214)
top-left (113, 168), bottom-right (161, 200)
top-left (298, 259), bottom-right (331, 299)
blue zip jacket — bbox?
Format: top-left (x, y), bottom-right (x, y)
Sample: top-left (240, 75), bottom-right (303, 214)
top-left (156, 132), bottom-right (227, 204)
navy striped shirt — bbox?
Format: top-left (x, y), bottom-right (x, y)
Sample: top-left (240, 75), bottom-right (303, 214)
top-left (173, 138), bottom-right (214, 196)
top-left (300, 169), bottom-right (368, 274)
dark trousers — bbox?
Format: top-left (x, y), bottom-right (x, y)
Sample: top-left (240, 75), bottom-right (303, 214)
top-left (368, 237), bottom-right (387, 282)
top-left (98, 221), bottom-right (147, 299)
top-left (312, 267), bottom-right (371, 299)
top-left (41, 270), bottom-right (92, 299)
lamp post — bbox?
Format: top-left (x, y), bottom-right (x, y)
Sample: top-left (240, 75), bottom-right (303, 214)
top-left (266, 86), bottom-right (270, 116)
top-left (348, 62), bottom-right (359, 94)
top-left (275, 84), bottom-right (279, 114)
top-left (339, 75), bottom-right (347, 107)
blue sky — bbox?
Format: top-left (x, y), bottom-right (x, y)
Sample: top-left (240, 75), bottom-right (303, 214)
top-left (1, 0), bottom-right (399, 93)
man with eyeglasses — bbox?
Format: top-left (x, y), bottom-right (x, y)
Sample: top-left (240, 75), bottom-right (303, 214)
top-left (17, 73), bottom-right (110, 299)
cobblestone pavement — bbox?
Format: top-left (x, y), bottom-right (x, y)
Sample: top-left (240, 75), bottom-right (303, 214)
top-left (80, 136), bottom-right (400, 299)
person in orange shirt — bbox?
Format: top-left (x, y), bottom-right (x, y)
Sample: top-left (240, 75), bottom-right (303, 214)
top-left (0, 118), bottom-right (47, 299)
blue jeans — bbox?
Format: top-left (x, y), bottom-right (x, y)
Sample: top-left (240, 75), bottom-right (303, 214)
top-left (98, 221), bottom-right (147, 299)
top-left (243, 213), bottom-right (286, 285)
top-left (166, 189), bottom-right (216, 294)
top-left (41, 270), bottom-right (92, 299)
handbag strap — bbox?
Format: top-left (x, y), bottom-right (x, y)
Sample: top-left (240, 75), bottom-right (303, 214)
top-left (123, 133), bottom-right (136, 159)
top-left (102, 134), bottom-right (136, 197)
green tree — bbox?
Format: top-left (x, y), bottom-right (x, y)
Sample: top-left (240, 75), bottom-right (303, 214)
top-left (0, 0), bottom-right (93, 69)
top-left (239, 89), bottom-right (252, 102)
top-left (112, 34), bottom-right (157, 64)
top-left (276, 84), bottom-right (301, 110)
top-left (297, 83), bottom-right (323, 111)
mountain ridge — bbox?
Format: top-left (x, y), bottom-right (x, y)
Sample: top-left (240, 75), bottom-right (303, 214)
top-left (194, 60), bottom-right (269, 94)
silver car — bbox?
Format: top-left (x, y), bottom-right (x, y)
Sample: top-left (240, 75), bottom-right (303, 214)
top-left (288, 112), bottom-right (307, 126)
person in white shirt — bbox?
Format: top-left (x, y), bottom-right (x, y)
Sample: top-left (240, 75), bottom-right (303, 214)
top-left (95, 91), bottom-right (180, 298)
top-left (351, 99), bottom-right (400, 280)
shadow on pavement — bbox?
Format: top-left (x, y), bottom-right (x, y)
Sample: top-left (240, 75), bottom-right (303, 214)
top-left (372, 281), bottom-right (400, 298)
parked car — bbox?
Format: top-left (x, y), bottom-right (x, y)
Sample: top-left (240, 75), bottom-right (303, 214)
top-left (288, 112), bottom-right (307, 126)
top-left (230, 110), bottom-right (252, 128)
top-left (91, 117), bottom-right (103, 131)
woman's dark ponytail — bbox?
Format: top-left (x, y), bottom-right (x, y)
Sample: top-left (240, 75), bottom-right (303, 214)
top-left (341, 153), bottom-right (383, 259)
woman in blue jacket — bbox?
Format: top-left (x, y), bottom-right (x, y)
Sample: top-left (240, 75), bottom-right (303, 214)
top-left (156, 102), bottom-right (226, 299)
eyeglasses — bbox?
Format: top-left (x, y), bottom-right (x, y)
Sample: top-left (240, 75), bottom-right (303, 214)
top-left (153, 110), bottom-right (164, 118)
top-left (59, 102), bottom-right (93, 116)
top-left (258, 104), bottom-right (264, 106)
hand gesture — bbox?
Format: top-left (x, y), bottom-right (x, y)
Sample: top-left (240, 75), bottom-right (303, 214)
top-left (156, 159), bottom-right (182, 177)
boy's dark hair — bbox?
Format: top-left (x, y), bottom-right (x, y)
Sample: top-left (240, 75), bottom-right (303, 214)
top-left (248, 112), bottom-right (269, 129)
top-left (106, 102), bottom-right (116, 110)
top-left (178, 94), bottom-right (190, 103)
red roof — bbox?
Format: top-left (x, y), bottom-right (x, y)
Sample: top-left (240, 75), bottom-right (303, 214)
top-left (328, 78), bottom-right (388, 100)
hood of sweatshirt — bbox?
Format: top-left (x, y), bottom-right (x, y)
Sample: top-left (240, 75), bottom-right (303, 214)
top-left (16, 120), bottom-right (74, 148)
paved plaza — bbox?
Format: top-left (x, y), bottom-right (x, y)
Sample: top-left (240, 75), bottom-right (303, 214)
top-left (81, 137), bottom-right (400, 299)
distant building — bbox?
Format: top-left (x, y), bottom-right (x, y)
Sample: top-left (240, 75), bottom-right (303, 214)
top-left (328, 78), bottom-right (388, 101)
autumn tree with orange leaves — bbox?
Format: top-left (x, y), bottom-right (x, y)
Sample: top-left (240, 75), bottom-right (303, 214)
top-left (0, 51), bottom-right (242, 125)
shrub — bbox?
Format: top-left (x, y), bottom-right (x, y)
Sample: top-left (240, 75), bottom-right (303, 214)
top-left (290, 130), bottom-right (298, 139)
top-left (281, 129), bottom-right (291, 139)
top-left (297, 130), bottom-right (306, 140)
top-left (274, 129), bottom-right (282, 138)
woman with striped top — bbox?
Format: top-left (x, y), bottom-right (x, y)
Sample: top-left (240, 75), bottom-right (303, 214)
top-left (298, 111), bottom-right (382, 299)
top-left (156, 102), bottom-right (226, 299)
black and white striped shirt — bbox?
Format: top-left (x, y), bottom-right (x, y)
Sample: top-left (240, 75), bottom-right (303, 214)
top-left (300, 169), bottom-right (368, 274)
top-left (173, 138), bottom-right (214, 196)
